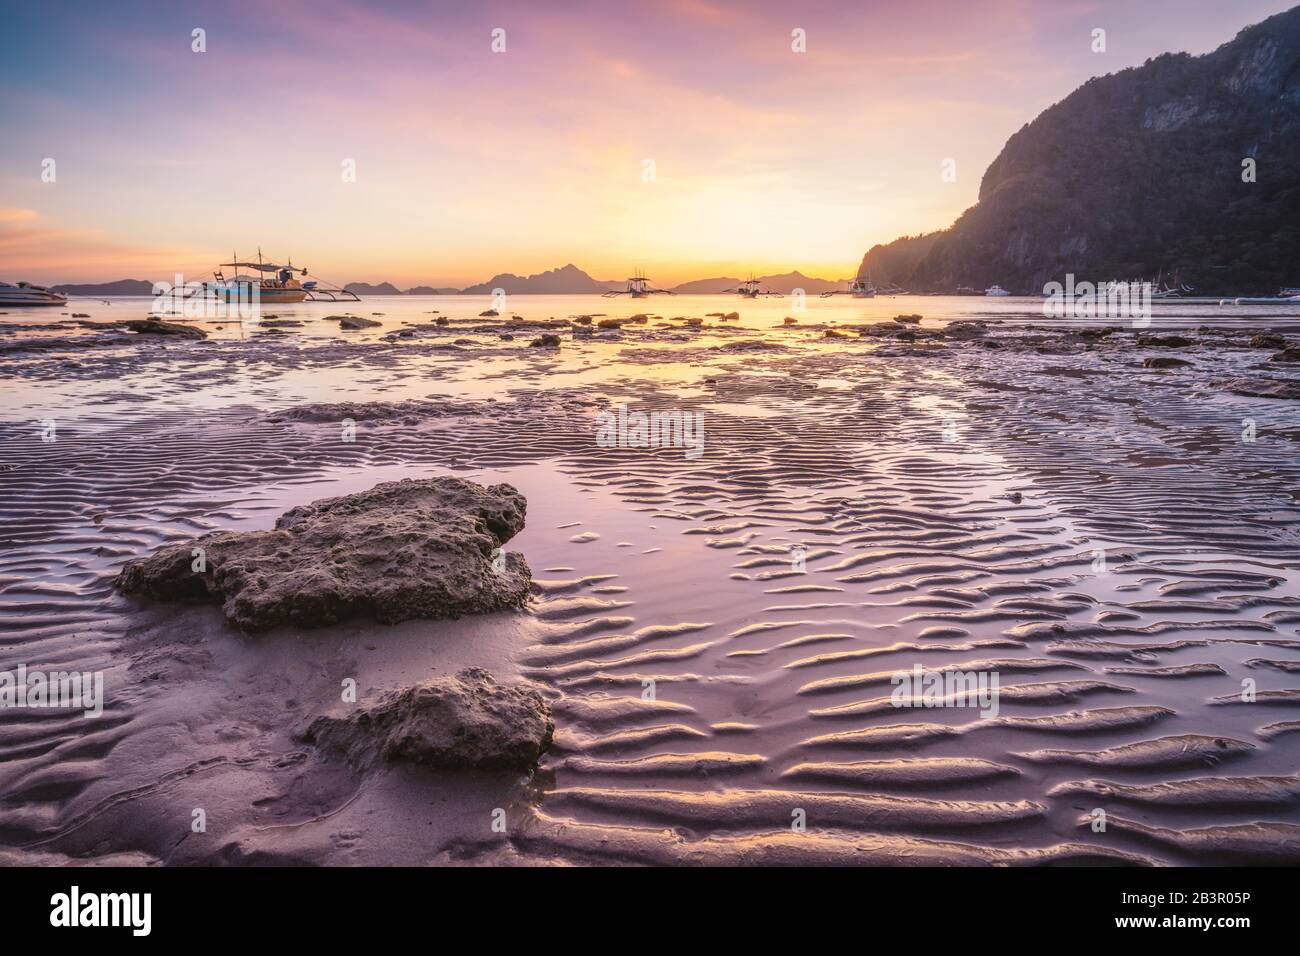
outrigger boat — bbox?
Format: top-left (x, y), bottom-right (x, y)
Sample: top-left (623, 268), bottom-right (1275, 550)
top-left (202, 250), bottom-right (359, 303)
top-left (821, 277), bottom-right (877, 298)
top-left (724, 275), bottom-right (780, 298)
top-left (984, 284), bottom-right (1011, 297)
top-left (602, 270), bottom-right (673, 298)
top-left (0, 281), bottom-right (68, 306)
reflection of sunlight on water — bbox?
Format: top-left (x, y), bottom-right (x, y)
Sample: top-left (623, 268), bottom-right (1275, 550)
top-left (4, 292), bottom-right (1299, 425)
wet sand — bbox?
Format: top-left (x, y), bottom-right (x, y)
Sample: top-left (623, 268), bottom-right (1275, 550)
top-left (2, 295), bottom-right (1300, 865)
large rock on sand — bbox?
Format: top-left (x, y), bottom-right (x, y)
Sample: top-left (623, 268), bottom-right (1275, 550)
top-left (116, 477), bottom-right (531, 632)
top-left (302, 668), bottom-right (553, 771)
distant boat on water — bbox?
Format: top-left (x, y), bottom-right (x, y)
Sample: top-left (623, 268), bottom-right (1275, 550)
top-left (821, 277), bottom-right (877, 298)
top-left (984, 284), bottom-right (1011, 296)
top-left (0, 281), bottom-right (68, 306)
top-left (602, 270), bottom-right (673, 298)
top-left (202, 251), bottom-right (358, 303)
top-left (724, 275), bottom-right (781, 298)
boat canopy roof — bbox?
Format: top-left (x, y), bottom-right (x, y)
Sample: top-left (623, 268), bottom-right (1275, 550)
top-left (220, 261), bottom-right (295, 271)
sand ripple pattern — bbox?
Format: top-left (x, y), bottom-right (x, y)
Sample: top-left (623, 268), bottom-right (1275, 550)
top-left (3, 317), bottom-right (1300, 864)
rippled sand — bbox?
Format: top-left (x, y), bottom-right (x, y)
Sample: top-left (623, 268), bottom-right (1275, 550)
top-left (2, 295), bottom-right (1299, 865)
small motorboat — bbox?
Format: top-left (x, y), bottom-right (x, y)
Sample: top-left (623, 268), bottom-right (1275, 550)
top-left (0, 281), bottom-right (68, 306)
top-left (984, 284), bottom-right (1011, 297)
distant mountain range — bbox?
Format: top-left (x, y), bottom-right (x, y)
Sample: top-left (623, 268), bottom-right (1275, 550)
top-left (459, 263), bottom-right (619, 295)
top-left (670, 271), bottom-right (846, 294)
top-left (46, 266), bottom-right (849, 297)
top-left (858, 6), bottom-right (1300, 295)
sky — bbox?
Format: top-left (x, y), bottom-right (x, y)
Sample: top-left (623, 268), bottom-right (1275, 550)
top-left (0, 0), bottom-right (1294, 287)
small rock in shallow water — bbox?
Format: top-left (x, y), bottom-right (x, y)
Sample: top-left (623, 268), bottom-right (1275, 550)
top-left (124, 318), bottom-right (207, 338)
top-left (303, 667), bottom-right (553, 772)
top-left (530, 333), bottom-right (561, 348)
top-left (1143, 356), bottom-right (1192, 368)
top-left (1269, 347), bottom-right (1300, 363)
top-left (1250, 332), bottom-right (1285, 349)
top-left (338, 315), bottom-right (381, 330)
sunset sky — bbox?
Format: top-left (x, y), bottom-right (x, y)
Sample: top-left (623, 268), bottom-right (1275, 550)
top-left (1, 0), bottom-right (1293, 286)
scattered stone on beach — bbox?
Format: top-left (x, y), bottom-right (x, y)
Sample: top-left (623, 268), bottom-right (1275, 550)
top-left (530, 333), bottom-right (561, 348)
top-left (823, 328), bottom-right (848, 338)
top-left (859, 322), bottom-right (906, 338)
top-left (338, 316), bottom-right (382, 330)
top-left (1250, 332), bottom-right (1286, 349)
top-left (1269, 347), bottom-right (1300, 363)
top-left (499, 333), bottom-right (514, 341)
top-left (124, 317), bottom-right (207, 338)
top-left (1143, 356), bottom-right (1192, 368)
top-left (596, 318), bottom-right (622, 329)
top-left (1216, 377), bottom-right (1300, 399)
top-left (1137, 334), bottom-right (1192, 347)
top-left (783, 316), bottom-right (797, 325)
top-left (943, 320), bottom-right (987, 339)
top-left (894, 314), bottom-right (923, 324)
top-left (479, 309), bottom-right (499, 317)
top-left (302, 667), bottom-right (553, 772)
top-left (573, 315), bottom-right (593, 325)
top-left (683, 317), bottom-right (703, 328)
top-left (116, 477), bottom-right (531, 633)
top-left (435, 316), bottom-right (449, 326)
top-left (1076, 326), bottom-right (1120, 340)
top-left (627, 313), bottom-right (649, 323)
top-left (71, 312), bottom-right (90, 318)
top-left (259, 318), bottom-right (304, 328)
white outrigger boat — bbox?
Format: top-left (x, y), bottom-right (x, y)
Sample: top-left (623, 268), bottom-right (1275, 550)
top-left (984, 284), bottom-right (1011, 296)
top-left (0, 281), bottom-right (68, 306)
top-left (821, 277), bottom-right (877, 298)
top-left (202, 251), bottom-right (359, 303)
top-left (602, 270), bottom-right (673, 298)
top-left (724, 276), bottom-right (780, 298)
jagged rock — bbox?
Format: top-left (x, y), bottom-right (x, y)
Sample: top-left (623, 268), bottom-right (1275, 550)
top-left (1137, 334), bottom-right (1192, 347)
top-left (596, 318), bottom-right (622, 330)
top-left (124, 318), bottom-right (207, 338)
top-left (303, 668), bottom-right (553, 771)
top-left (1076, 326), bottom-right (1121, 340)
top-left (1219, 377), bottom-right (1300, 399)
top-left (944, 320), bottom-right (987, 339)
top-left (337, 315), bottom-right (381, 329)
top-left (1143, 356), bottom-right (1192, 368)
top-left (894, 314), bottom-right (923, 324)
top-left (1250, 331), bottom-right (1285, 349)
top-left (1269, 347), bottom-right (1300, 362)
top-left (116, 478), bottom-right (531, 632)
top-left (530, 333), bottom-right (561, 348)
top-left (823, 328), bottom-right (848, 338)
